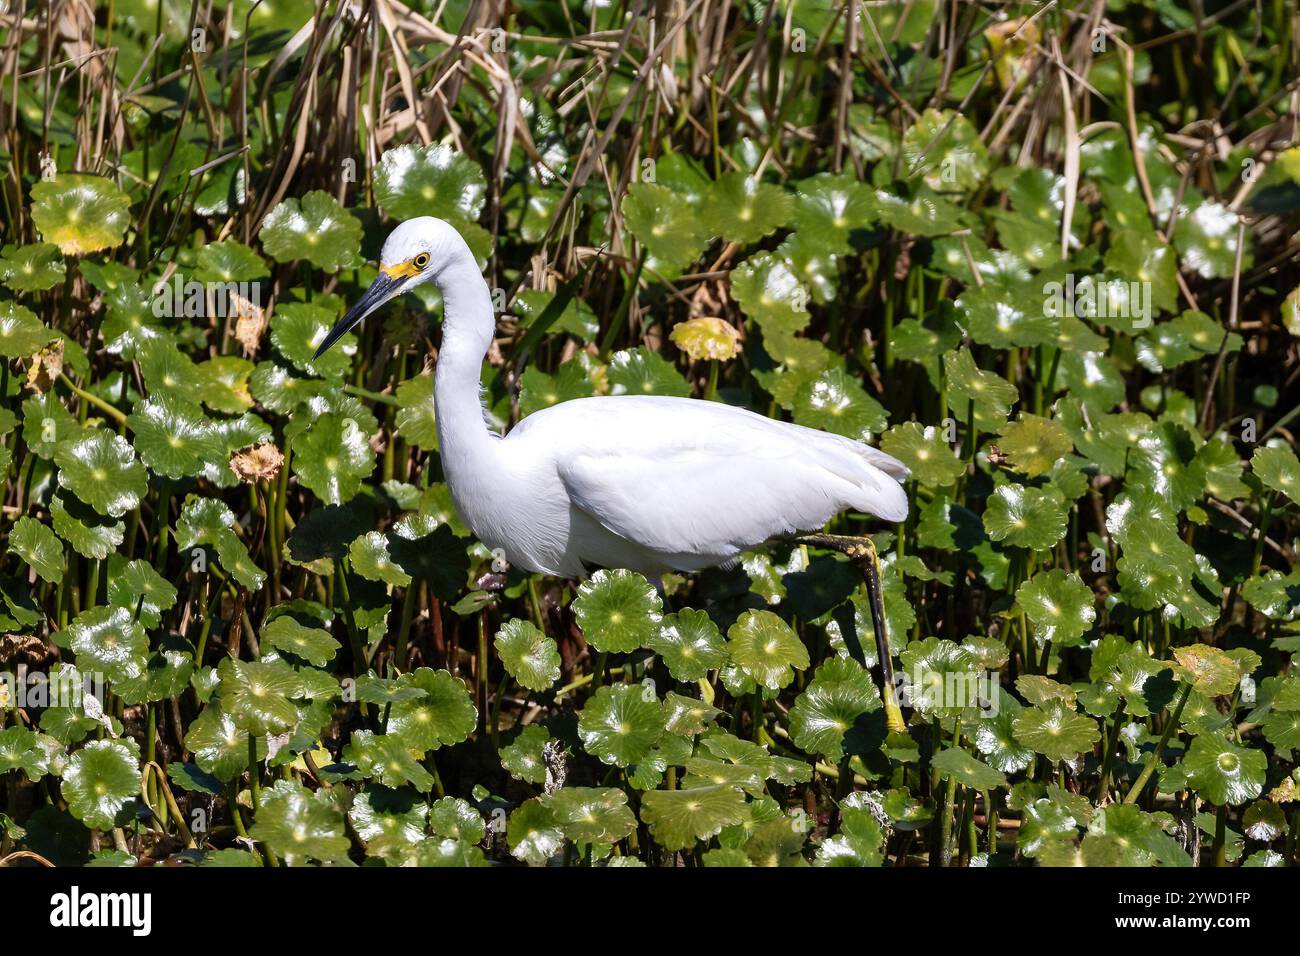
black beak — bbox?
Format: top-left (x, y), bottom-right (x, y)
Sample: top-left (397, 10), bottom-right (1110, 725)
top-left (313, 272), bottom-right (403, 359)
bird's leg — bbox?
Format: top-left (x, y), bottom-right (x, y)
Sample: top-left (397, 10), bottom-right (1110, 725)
top-left (793, 533), bottom-right (908, 736)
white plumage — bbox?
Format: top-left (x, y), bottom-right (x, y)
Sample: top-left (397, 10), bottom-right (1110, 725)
top-left (317, 217), bottom-right (909, 582)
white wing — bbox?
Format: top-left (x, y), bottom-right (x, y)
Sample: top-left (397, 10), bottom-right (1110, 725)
top-left (509, 396), bottom-right (908, 565)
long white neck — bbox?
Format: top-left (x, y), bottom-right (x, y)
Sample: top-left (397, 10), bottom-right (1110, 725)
top-left (432, 247), bottom-right (499, 487)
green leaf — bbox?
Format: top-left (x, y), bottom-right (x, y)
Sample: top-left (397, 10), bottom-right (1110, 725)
top-left (973, 692), bottom-right (1034, 773)
top-left (215, 531), bottom-right (267, 592)
top-left (374, 144), bottom-right (486, 222)
top-left (0, 301), bottom-right (54, 358)
top-left (217, 657), bottom-right (304, 737)
top-left (574, 569), bottom-right (663, 653)
top-left (30, 175), bottom-right (131, 255)
top-left (1252, 444), bottom-right (1300, 507)
top-left (518, 360), bottom-right (594, 418)
top-left (128, 396), bottom-right (222, 479)
top-left (577, 683), bottom-right (665, 768)
top-left (0, 726), bottom-right (48, 781)
top-left (1173, 201), bottom-right (1249, 280)
top-left (261, 616), bottom-right (340, 667)
top-left (902, 109), bottom-right (988, 192)
top-left (507, 799), bottom-right (565, 866)
top-left (106, 558), bottom-right (177, 629)
top-left (63, 605), bottom-right (149, 685)
top-left (185, 706), bottom-right (267, 781)
top-left (543, 787), bottom-right (637, 845)
top-left (348, 531), bottom-right (410, 588)
top-left (930, 747), bottom-right (1008, 790)
top-left (1242, 800), bottom-right (1288, 842)
top-left (61, 740), bottom-right (139, 831)
top-left (494, 619), bottom-right (561, 692)
top-left (54, 431), bottom-right (148, 518)
top-left (726, 609), bottom-right (810, 690)
top-left (792, 173), bottom-right (878, 253)
top-left (663, 692), bottom-right (723, 736)
top-left (607, 347), bottom-right (692, 398)
top-left (408, 838), bottom-right (489, 867)
top-left (997, 414), bottom-right (1074, 478)
top-left (701, 172), bottom-right (792, 245)
top-left (779, 231), bottom-right (840, 303)
top-left (899, 637), bottom-right (982, 718)
top-left (681, 757), bottom-right (764, 795)
top-left (1103, 229), bottom-right (1178, 315)
top-left (289, 412), bottom-right (376, 505)
top-left (394, 374), bottom-right (438, 451)
top-left (873, 186), bottom-right (964, 236)
top-left (623, 182), bottom-right (709, 273)
top-left (944, 347), bottom-right (1018, 424)
top-left (270, 302), bottom-right (355, 380)
top-left (1182, 734), bottom-right (1267, 806)
top-left (249, 780), bottom-right (351, 865)
top-left (11, 515), bottom-right (65, 584)
top-left (788, 657), bottom-right (881, 761)
top-left (983, 483), bottom-right (1068, 551)
top-left (22, 391), bottom-right (80, 458)
top-left (816, 806), bottom-right (885, 866)
top-left (387, 523), bottom-right (470, 600)
top-left (792, 367), bottom-right (888, 440)
top-left (259, 190), bottom-right (362, 272)
top-left (388, 668), bottom-right (477, 752)
top-left (880, 422), bottom-right (964, 487)
top-left (500, 724), bottom-right (551, 784)
top-left (429, 796), bottom-right (486, 843)
top-left (957, 284), bottom-right (1058, 349)
top-left (646, 609), bottom-right (727, 682)
top-left (0, 242), bottom-right (66, 292)
top-left (512, 289), bottom-right (599, 342)
top-left (639, 785), bottom-right (748, 851)
top-left (193, 239), bottom-right (267, 283)
top-left (1241, 570), bottom-right (1300, 621)
top-left (342, 731), bottom-right (434, 791)
top-left (1015, 570), bottom-right (1096, 648)
top-left (1012, 702), bottom-right (1101, 762)
top-left (731, 252), bottom-right (810, 336)
top-left (348, 788), bottom-right (428, 855)
top-left (113, 633), bottom-right (194, 707)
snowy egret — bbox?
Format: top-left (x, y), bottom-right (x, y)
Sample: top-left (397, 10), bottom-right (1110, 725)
top-left (316, 217), bottom-right (911, 732)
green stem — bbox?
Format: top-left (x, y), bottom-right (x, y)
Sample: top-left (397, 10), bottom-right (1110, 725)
top-left (704, 360), bottom-right (719, 401)
top-left (58, 372), bottom-right (127, 425)
top-left (1096, 713), bottom-right (1124, 802)
top-left (153, 478), bottom-right (173, 573)
top-left (982, 789), bottom-right (997, 856)
top-left (1213, 803), bottom-right (1228, 867)
top-left (394, 583), bottom-right (416, 672)
top-left (1124, 683), bottom-right (1192, 805)
top-left (336, 562), bottom-right (365, 675)
top-left (937, 720), bottom-right (961, 867)
top-left (341, 383), bottom-right (398, 406)
top-left (599, 249), bottom-right (647, 357)
top-left (247, 733), bottom-right (260, 813)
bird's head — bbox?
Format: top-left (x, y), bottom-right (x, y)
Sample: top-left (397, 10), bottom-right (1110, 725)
top-left (314, 216), bottom-right (464, 359)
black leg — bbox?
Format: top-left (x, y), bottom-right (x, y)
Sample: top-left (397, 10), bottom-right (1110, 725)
top-left (792, 533), bottom-right (907, 735)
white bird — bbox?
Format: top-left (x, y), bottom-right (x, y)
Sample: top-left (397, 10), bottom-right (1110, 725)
top-left (316, 216), bottom-right (911, 730)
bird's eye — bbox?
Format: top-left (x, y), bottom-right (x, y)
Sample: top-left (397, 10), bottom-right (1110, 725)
top-left (413, 253), bottom-right (430, 269)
